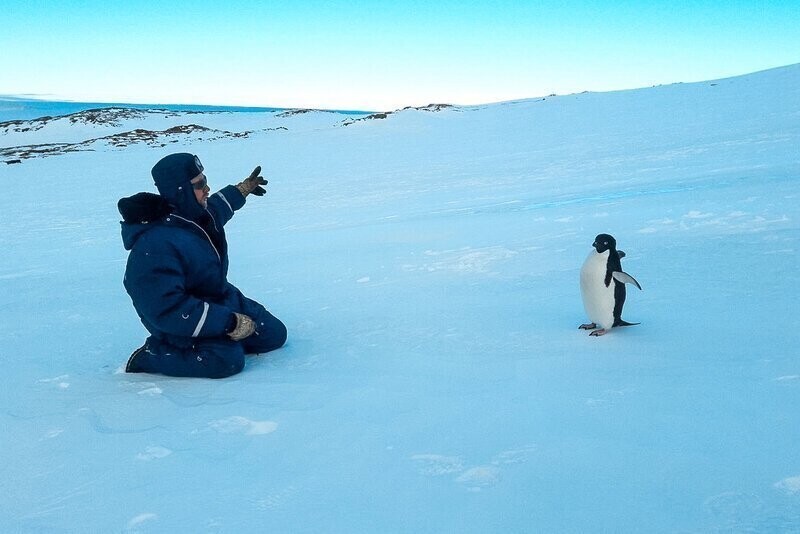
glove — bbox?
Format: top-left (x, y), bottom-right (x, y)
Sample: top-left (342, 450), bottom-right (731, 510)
top-left (227, 312), bottom-right (256, 341)
top-left (235, 166), bottom-right (268, 197)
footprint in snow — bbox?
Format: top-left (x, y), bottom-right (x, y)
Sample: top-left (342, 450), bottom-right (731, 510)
top-left (205, 416), bottom-right (277, 436)
top-left (121, 380), bottom-right (163, 396)
top-left (411, 445), bottom-right (535, 491)
top-left (136, 446), bottom-right (172, 461)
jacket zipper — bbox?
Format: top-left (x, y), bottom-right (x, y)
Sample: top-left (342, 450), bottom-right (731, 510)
top-left (168, 213), bottom-right (221, 262)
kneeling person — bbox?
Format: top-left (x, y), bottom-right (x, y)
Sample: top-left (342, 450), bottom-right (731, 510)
top-left (118, 153), bottom-right (287, 378)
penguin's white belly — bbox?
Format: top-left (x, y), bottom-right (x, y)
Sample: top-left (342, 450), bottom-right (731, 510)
top-left (580, 251), bottom-right (615, 330)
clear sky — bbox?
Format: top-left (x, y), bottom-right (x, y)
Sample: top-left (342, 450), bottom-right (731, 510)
top-left (2, 0), bottom-right (798, 110)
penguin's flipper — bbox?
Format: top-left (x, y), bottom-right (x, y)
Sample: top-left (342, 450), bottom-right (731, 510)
top-left (612, 271), bottom-right (642, 290)
top-left (618, 250), bottom-right (626, 258)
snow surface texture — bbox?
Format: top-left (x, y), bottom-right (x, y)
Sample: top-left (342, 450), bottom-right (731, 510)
top-left (1, 64), bottom-right (799, 532)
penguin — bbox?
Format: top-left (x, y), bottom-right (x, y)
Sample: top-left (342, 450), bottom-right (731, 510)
top-left (579, 233), bottom-right (642, 336)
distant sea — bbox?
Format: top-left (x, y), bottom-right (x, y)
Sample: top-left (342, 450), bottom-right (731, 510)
top-left (0, 96), bottom-right (369, 123)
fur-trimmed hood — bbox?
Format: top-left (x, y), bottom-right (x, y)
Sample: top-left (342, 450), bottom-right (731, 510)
top-left (118, 192), bottom-right (171, 250)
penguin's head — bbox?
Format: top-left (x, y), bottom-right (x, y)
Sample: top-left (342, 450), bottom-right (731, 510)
top-left (592, 234), bottom-right (616, 253)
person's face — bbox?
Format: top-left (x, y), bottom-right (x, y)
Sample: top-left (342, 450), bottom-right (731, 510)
top-left (190, 173), bottom-right (209, 208)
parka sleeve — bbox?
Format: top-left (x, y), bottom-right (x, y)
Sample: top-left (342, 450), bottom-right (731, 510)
top-left (124, 247), bottom-right (232, 338)
top-left (206, 185), bottom-right (246, 227)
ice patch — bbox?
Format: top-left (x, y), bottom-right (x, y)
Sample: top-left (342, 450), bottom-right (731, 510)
top-left (491, 446), bottom-right (536, 465)
top-left (38, 374), bottom-right (69, 383)
top-left (38, 375), bottom-right (70, 389)
top-left (774, 476), bottom-right (800, 495)
top-left (138, 387), bottom-right (163, 396)
top-left (357, 276), bottom-right (370, 283)
top-left (208, 416), bottom-right (278, 435)
top-left (136, 446), bottom-right (173, 461)
top-left (38, 375), bottom-right (64, 382)
top-left (456, 466), bottom-right (500, 489)
top-left (0, 268), bottom-right (55, 280)
top-left (42, 428), bottom-right (64, 440)
top-left (586, 389), bottom-right (628, 408)
top-left (411, 454), bottom-right (464, 475)
top-left (254, 485), bottom-right (300, 510)
top-left (126, 513), bottom-right (158, 529)
top-left (685, 210), bottom-right (714, 219)
top-left (775, 375), bottom-right (800, 382)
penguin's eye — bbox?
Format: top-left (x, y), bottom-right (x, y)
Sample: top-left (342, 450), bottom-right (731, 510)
top-left (603, 241), bottom-right (608, 245)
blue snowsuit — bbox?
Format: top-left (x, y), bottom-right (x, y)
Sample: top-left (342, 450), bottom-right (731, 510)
top-left (119, 154), bottom-right (286, 378)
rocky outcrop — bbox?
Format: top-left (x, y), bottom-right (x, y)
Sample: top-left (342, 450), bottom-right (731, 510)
top-left (275, 108), bottom-right (338, 118)
top-left (0, 124), bottom-right (288, 161)
top-left (0, 107), bottom-right (179, 134)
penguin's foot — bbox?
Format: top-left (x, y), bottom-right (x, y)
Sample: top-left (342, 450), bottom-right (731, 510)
top-left (589, 329), bottom-right (608, 336)
top-left (579, 323), bottom-right (597, 330)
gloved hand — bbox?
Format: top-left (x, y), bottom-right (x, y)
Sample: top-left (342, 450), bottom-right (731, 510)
top-left (235, 166), bottom-right (268, 197)
top-left (227, 312), bottom-right (256, 341)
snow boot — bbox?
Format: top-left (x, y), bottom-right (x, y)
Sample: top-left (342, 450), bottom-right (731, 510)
top-left (125, 344), bottom-right (147, 373)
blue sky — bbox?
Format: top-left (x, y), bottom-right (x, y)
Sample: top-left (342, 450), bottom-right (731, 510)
top-left (2, 0), bottom-right (798, 110)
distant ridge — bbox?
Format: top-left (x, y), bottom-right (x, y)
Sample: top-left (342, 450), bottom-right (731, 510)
top-left (3, 63), bottom-right (798, 123)
top-left (0, 106), bottom-right (356, 162)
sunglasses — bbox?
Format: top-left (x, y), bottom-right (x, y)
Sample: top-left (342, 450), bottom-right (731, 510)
top-left (191, 175), bottom-right (208, 190)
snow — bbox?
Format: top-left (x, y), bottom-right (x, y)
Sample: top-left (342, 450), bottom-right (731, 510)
top-left (1, 64), bottom-right (799, 532)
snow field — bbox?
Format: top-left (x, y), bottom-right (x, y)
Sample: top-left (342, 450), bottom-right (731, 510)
top-left (1, 64), bottom-right (799, 532)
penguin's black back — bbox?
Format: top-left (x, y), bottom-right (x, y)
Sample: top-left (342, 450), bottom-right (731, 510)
top-left (612, 274), bottom-right (627, 325)
top-left (604, 249), bottom-right (622, 287)
top-left (605, 248), bottom-right (627, 325)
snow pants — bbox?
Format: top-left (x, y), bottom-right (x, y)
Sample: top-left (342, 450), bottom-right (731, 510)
top-left (127, 297), bottom-right (287, 379)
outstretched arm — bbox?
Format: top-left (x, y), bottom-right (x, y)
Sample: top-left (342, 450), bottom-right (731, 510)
top-left (207, 185), bottom-right (246, 225)
top-left (206, 165), bottom-right (268, 225)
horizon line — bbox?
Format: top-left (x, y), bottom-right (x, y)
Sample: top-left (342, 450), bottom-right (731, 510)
top-left (2, 61), bottom-right (797, 116)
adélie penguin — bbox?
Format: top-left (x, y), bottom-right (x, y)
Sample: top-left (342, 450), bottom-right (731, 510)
top-left (579, 233), bottom-right (642, 336)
